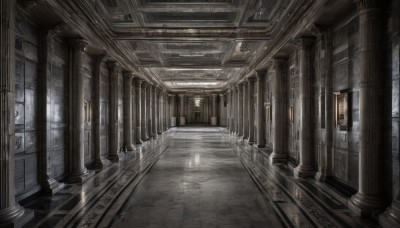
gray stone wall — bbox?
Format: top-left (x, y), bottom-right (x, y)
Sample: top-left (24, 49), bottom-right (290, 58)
top-left (14, 13), bottom-right (40, 199)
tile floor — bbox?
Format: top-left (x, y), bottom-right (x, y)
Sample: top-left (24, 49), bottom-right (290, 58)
top-left (21, 126), bottom-right (379, 228)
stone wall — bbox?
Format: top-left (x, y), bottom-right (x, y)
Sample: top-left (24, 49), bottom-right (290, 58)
top-left (14, 13), bottom-right (40, 200)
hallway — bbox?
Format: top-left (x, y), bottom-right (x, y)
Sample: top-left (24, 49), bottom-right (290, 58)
top-left (112, 127), bottom-right (282, 228)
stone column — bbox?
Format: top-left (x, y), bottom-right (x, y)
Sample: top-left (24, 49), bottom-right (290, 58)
top-left (38, 28), bottom-right (64, 193)
top-left (349, 0), bottom-right (387, 217)
top-left (227, 90), bottom-right (232, 131)
top-left (166, 93), bottom-right (170, 129)
top-left (123, 72), bottom-right (134, 150)
top-left (270, 58), bottom-right (288, 164)
top-left (66, 39), bottom-right (90, 183)
top-left (233, 87), bottom-right (238, 133)
top-left (146, 84), bottom-right (151, 139)
top-left (246, 77), bottom-right (256, 144)
top-left (316, 29), bottom-right (334, 181)
top-left (170, 94), bottom-right (177, 127)
top-left (219, 94), bottom-right (225, 127)
top-left (108, 61), bottom-right (119, 162)
top-left (238, 84), bottom-right (244, 137)
top-left (255, 71), bottom-right (266, 148)
top-left (179, 94), bottom-right (186, 126)
top-left (293, 38), bottom-right (315, 178)
top-left (211, 94), bottom-right (218, 125)
top-left (92, 53), bottom-right (107, 169)
top-left (133, 78), bottom-right (143, 144)
top-left (141, 82), bottom-right (148, 141)
top-left (162, 91), bottom-right (166, 131)
top-left (0, 0), bottom-right (32, 225)
top-left (242, 82), bottom-right (248, 139)
top-left (151, 85), bottom-right (157, 139)
top-left (156, 88), bottom-right (162, 134)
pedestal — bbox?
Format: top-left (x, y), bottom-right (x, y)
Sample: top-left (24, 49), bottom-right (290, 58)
top-left (180, 117), bottom-right (186, 126)
top-left (211, 117), bottom-right (217, 126)
top-left (170, 117), bottom-right (176, 127)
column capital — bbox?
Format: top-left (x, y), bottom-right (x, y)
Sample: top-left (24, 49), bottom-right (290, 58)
top-left (67, 39), bottom-right (88, 51)
top-left (212, 94), bottom-right (218, 97)
top-left (94, 51), bottom-right (107, 63)
top-left (219, 94), bottom-right (225, 97)
top-left (179, 94), bottom-right (185, 98)
top-left (255, 70), bottom-right (267, 81)
top-left (355, 0), bottom-right (382, 11)
top-left (106, 61), bottom-right (119, 71)
top-left (168, 93), bottom-right (177, 97)
top-left (294, 37), bottom-right (315, 50)
top-left (246, 76), bottom-right (256, 82)
top-left (270, 57), bottom-right (287, 71)
top-left (123, 71), bottom-right (134, 79)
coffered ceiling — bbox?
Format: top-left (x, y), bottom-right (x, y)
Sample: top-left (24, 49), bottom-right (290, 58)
top-left (40, 0), bottom-right (317, 93)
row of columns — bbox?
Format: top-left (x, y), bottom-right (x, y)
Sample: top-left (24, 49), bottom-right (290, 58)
top-left (225, 0), bottom-right (400, 224)
top-left (177, 94), bottom-right (226, 126)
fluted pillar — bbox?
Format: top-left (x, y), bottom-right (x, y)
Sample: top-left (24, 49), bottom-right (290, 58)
top-left (211, 94), bottom-right (218, 125)
top-left (151, 85), bottom-right (157, 139)
top-left (66, 39), bottom-right (90, 183)
top-left (219, 94), bottom-right (225, 127)
top-left (179, 94), bottom-right (186, 126)
top-left (146, 84), bottom-right (151, 139)
top-left (255, 71), bottom-right (266, 148)
top-left (141, 82), bottom-right (148, 141)
top-left (156, 88), bottom-right (162, 134)
top-left (270, 58), bottom-right (288, 164)
top-left (92, 53), bottom-right (107, 169)
top-left (238, 84), bottom-right (244, 137)
top-left (170, 94), bottom-right (177, 127)
top-left (0, 0), bottom-right (32, 225)
top-left (107, 61), bottom-right (119, 162)
top-left (123, 72), bottom-right (134, 150)
top-left (133, 78), bottom-right (143, 144)
top-left (227, 89), bottom-right (232, 131)
top-left (246, 77), bottom-right (256, 144)
top-left (38, 28), bottom-right (64, 193)
top-left (233, 87), bottom-right (238, 133)
top-left (349, 0), bottom-right (387, 217)
top-left (294, 38), bottom-right (315, 178)
top-left (242, 82), bottom-right (248, 139)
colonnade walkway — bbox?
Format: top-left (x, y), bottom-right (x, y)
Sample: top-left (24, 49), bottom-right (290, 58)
top-left (22, 126), bottom-right (377, 228)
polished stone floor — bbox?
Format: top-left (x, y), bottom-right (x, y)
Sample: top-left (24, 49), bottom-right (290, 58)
top-left (21, 126), bottom-right (379, 228)
top-left (111, 127), bottom-right (282, 228)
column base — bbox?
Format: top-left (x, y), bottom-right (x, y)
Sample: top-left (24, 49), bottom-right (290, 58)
top-left (269, 153), bottom-right (287, 164)
top-left (294, 165), bottom-right (315, 178)
top-left (90, 157), bottom-right (111, 171)
top-left (179, 117), bottom-right (185, 126)
top-left (348, 192), bottom-right (386, 217)
top-left (211, 117), bottom-right (217, 126)
top-left (245, 138), bottom-right (254, 145)
top-left (380, 200), bottom-right (400, 227)
top-left (126, 144), bottom-right (135, 151)
top-left (0, 205), bottom-right (33, 228)
top-left (314, 167), bottom-right (327, 182)
top-left (255, 144), bottom-right (265, 148)
top-left (152, 134), bottom-right (158, 139)
top-left (42, 178), bottom-right (65, 195)
top-left (107, 154), bottom-right (119, 162)
top-left (170, 117), bottom-right (176, 127)
top-left (65, 170), bottom-right (94, 183)
top-left (136, 140), bottom-right (143, 145)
